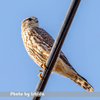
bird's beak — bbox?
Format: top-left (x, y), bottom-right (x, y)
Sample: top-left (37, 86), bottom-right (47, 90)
top-left (35, 20), bottom-right (38, 23)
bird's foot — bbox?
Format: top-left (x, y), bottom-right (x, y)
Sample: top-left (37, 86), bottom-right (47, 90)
top-left (38, 62), bottom-right (46, 79)
top-left (38, 70), bottom-right (43, 79)
top-left (41, 62), bottom-right (46, 69)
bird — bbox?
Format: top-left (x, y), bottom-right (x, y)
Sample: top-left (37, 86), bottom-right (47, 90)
top-left (21, 16), bottom-right (94, 92)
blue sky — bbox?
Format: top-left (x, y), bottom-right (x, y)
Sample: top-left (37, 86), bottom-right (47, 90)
top-left (0, 0), bottom-right (100, 100)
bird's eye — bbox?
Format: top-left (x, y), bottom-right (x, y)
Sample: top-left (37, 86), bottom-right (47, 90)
top-left (28, 18), bottom-right (33, 21)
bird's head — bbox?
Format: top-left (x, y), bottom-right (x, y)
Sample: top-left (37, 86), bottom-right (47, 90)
top-left (21, 16), bottom-right (38, 30)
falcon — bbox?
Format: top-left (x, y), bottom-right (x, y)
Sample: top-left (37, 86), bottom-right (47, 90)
top-left (21, 16), bottom-right (94, 92)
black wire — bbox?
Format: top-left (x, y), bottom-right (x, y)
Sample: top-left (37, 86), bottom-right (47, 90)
top-left (32, 0), bottom-right (81, 100)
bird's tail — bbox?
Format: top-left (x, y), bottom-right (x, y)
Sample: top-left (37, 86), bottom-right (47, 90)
top-left (53, 57), bottom-right (94, 92)
top-left (71, 73), bottom-right (94, 92)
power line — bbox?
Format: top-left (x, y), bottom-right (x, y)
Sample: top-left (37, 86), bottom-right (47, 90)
top-left (32, 0), bottom-right (81, 100)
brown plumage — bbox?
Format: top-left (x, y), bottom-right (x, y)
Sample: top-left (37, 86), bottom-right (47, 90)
top-left (21, 16), bottom-right (94, 92)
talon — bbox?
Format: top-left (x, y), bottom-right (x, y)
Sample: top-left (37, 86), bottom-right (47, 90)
top-left (41, 62), bottom-right (46, 69)
top-left (38, 72), bottom-right (43, 79)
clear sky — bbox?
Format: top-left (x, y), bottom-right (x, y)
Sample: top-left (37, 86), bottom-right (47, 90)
top-left (0, 0), bottom-right (100, 100)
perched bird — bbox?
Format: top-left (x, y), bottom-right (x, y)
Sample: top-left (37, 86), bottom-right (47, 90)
top-left (21, 16), bottom-right (94, 92)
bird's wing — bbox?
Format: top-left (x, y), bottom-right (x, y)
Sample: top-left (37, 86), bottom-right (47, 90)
top-left (60, 51), bottom-right (77, 73)
top-left (34, 27), bottom-right (54, 47)
top-left (34, 27), bottom-right (77, 72)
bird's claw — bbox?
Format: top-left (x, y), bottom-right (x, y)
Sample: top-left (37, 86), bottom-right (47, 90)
top-left (38, 62), bottom-right (46, 79)
top-left (41, 62), bottom-right (46, 69)
top-left (38, 72), bottom-right (43, 79)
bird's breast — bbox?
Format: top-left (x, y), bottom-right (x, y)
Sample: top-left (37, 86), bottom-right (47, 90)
top-left (21, 29), bottom-right (50, 67)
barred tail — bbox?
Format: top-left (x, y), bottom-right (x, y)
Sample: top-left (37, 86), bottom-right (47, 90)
top-left (72, 74), bottom-right (94, 92)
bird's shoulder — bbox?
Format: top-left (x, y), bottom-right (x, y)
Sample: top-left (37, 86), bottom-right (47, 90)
top-left (31, 27), bottom-right (54, 47)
